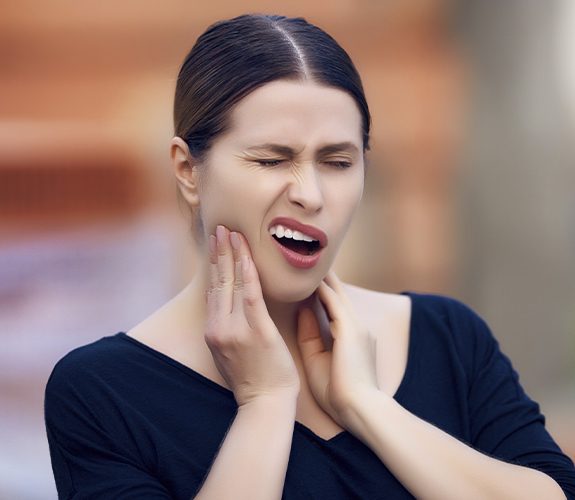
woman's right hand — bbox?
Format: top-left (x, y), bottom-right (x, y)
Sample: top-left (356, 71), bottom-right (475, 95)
top-left (204, 225), bottom-right (301, 408)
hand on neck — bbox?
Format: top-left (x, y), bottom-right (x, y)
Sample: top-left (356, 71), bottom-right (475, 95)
top-left (187, 262), bottom-right (315, 343)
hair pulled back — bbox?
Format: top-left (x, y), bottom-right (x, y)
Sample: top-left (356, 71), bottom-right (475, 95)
top-left (174, 14), bottom-right (371, 162)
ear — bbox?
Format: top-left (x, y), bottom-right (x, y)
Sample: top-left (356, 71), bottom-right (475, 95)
top-left (170, 136), bottom-right (201, 207)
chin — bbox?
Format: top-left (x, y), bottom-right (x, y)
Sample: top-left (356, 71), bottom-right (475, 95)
top-left (260, 277), bottom-right (319, 304)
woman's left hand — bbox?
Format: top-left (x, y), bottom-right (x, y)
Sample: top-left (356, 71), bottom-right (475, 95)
top-left (296, 270), bottom-right (380, 427)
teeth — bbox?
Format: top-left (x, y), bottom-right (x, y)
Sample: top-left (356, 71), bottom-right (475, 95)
top-left (269, 224), bottom-right (317, 243)
top-left (291, 230), bottom-right (304, 241)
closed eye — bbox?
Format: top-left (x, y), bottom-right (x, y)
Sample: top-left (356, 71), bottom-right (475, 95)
top-left (254, 159), bottom-right (352, 169)
top-left (255, 159), bottom-right (283, 167)
top-left (326, 161), bottom-right (352, 169)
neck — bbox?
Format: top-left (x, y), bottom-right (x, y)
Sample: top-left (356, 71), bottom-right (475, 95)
top-left (262, 297), bottom-right (302, 349)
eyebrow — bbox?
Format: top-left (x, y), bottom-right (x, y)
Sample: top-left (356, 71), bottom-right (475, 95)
top-left (244, 142), bottom-right (360, 157)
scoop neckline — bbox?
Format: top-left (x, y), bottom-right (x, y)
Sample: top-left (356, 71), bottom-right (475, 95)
top-left (114, 290), bottom-right (419, 445)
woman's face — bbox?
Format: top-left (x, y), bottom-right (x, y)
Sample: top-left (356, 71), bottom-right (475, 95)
top-left (197, 79), bottom-right (365, 303)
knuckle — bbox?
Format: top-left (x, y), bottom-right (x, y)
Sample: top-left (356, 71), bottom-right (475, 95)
top-left (205, 329), bottom-right (249, 351)
top-left (256, 332), bottom-right (274, 348)
top-left (217, 274), bottom-right (234, 288)
top-left (232, 333), bottom-right (250, 347)
top-left (243, 293), bottom-right (258, 308)
top-left (204, 316), bottom-right (224, 335)
top-left (204, 330), bottom-right (225, 349)
top-left (204, 321), bottom-right (220, 339)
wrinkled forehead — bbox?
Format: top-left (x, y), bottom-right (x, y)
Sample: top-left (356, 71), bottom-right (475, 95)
top-left (223, 80), bottom-right (364, 151)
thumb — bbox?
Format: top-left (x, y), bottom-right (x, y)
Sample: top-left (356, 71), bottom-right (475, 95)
top-left (296, 307), bottom-right (325, 362)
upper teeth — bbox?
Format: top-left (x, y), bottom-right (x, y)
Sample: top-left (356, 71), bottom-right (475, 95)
top-left (269, 224), bottom-right (317, 243)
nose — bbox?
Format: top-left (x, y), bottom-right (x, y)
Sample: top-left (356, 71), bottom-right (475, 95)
top-left (286, 163), bottom-right (323, 213)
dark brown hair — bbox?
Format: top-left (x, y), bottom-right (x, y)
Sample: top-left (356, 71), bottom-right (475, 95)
top-left (173, 14), bottom-right (371, 241)
top-left (174, 14), bottom-right (371, 161)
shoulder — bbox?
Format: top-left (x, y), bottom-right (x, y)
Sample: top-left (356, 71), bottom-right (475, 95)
top-left (342, 282), bottom-right (482, 327)
top-left (44, 332), bottom-right (157, 438)
top-left (343, 283), bottom-right (495, 352)
top-left (404, 291), bottom-right (494, 345)
top-left (342, 282), bottom-right (410, 320)
top-left (51, 333), bottom-right (127, 372)
top-left (385, 289), bottom-right (491, 334)
top-left (44, 336), bottom-right (125, 433)
top-left (45, 334), bottom-right (128, 397)
top-left (402, 291), bottom-right (501, 379)
top-left (341, 284), bottom-right (413, 345)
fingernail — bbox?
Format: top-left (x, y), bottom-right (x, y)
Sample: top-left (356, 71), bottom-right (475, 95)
top-left (230, 232), bottom-right (240, 250)
top-left (216, 225), bottom-right (226, 245)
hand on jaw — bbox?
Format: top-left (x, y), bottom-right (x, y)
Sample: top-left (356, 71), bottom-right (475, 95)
top-left (204, 224), bottom-right (381, 428)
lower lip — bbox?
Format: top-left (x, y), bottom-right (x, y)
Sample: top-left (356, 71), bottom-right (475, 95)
top-left (271, 236), bottom-right (323, 269)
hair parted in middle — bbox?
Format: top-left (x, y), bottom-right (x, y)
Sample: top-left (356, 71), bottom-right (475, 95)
top-left (174, 13), bottom-right (371, 163)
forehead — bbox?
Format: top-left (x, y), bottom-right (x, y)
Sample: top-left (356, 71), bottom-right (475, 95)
top-left (223, 80), bottom-right (363, 149)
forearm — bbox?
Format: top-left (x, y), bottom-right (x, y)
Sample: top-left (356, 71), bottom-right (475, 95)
top-left (344, 390), bottom-right (566, 500)
top-left (194, 394), bottom-right (297, 500)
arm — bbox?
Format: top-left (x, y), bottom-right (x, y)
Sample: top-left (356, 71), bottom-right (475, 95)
top-left (45, 364), bottom-right (175, 499)
top-left (194, 394), bottom-right (296, 500)
top-left (195, 227), bottom-right (301, 498)
top-left (296, 279), bottom-right (575, 499)
top-left (46, 355), bottom-right (297, 500)
top-left (343, 389), bottom-right (567, 500)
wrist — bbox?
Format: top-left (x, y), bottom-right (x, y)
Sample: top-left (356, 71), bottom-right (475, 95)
top-left (239, 390), bottom-right (299, 413)
top-left (340, 387), bottom-right (395, 432)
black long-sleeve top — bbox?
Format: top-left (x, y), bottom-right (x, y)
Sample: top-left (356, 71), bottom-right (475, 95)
top-left (44, 291), bottom-right (575, 499)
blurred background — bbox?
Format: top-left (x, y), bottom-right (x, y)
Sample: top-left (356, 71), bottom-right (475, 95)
top-left (1, 0), bottom-right (574, 497)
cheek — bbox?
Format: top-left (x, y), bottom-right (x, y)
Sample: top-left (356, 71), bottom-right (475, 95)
top-left (200, 174), bottom-right (270, 236)
top-left (331, 175), bottom-right (364, 220)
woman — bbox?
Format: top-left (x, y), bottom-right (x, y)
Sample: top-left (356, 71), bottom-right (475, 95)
top-left (45, 14), bottom-right (575, 499)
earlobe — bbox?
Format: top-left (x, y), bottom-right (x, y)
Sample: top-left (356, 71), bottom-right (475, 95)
top-left (170, 136), bottom-right (201, 207)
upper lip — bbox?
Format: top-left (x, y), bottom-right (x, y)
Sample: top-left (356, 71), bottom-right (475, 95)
top-left (268, 217), bottom-right (328, 248)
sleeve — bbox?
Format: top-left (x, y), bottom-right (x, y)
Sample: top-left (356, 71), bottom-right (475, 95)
top-left (44, 356), bottom-right (173, 499)
top-left (461, 302), bottom-right (575, 499)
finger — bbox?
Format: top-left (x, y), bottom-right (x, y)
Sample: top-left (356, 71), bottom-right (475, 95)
top-left (206, 234), bottom-right (218, 318)
top-left (216, 225), bottom-right (235, 315)
top-left (296, 307), bottom-right (326, 361)
top-left (230, 231), bottom-right (245, 314)
top-left (323, 270), bottom-right (352, 308)
top-left (239, 249), bottom-right (268, 331)
top-left (316, 281), bottom-right (345, 335)
top-left (323, 270), bottom-right (341, 291)
top-left (296, 307), bottom-right (331, 404)
top-left (323, 270), bottom-right (346, 297)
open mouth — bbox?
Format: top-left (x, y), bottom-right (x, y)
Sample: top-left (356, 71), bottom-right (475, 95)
top-left (272, 235), bottom-right (322, 255)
